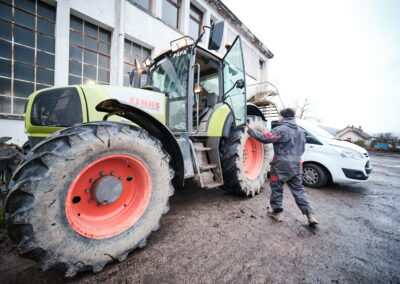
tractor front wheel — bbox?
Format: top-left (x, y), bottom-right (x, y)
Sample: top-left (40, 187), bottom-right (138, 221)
top-left (5, 122), bottom-right (174, 276)
top-left (220, 115), bottom-right (272, 196)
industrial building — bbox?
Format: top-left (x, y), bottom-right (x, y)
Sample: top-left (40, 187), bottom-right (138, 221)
top-left (0, 0), bottom-right (273, 144)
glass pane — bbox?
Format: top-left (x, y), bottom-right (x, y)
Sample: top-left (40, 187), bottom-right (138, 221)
top-left (38, 18), bottom-right (55, 36)
top-left (123, 75), bottom-right (130, 87)
top-left (14, 26), bottom-right (35, 47)
top-left (131, 0), bottom-right (150, 10)
top-left (124, 50), bottom-right (131, 63)
top-left (0, 95), bottom-right (11, 113)
top-left (124, 40), bottom-right (131, 51)
top-left (69, 60), bottom-right (82, 76)
top-left (14, 44), bottom-right (34, 65)
top-left (189, 19), bottom-right (200, 40)
top-left (98, 68), bottom-right (109, 82)
top-left (37, 68), bottom-right (54, 85)
top-left (15, 9), bottom-right (35, 29)
top-left (98, 54), bottom-right (110, 69)
top-left (37, 34), bottom-right (55, 53)
top-left (143, 47), bottom-right (151, 58)
top-left (70, 30), bottom-right (82, 46)
top-left (13, 97), bottom-right (28, 114)
top-left (168, 100), bottom-right (187, 132)
top-left (70, 16), bottom-right (83, 32)
top-left (0, 40), bottom-right (12, 59)
top-left (124, 63), bottom-right (132, 75)
top-left (223, 37), bottom-right (246, 125)
top-left (37, 51), bottom-right (54, 69)
top-left (190, 6), bottom-right (202, 21)
top-left (0, 21), bottom-right (12, 41)
top-left (132, 43), bottom-right (141, 55)
top-left (83, 64), bottom-right (96, 79)
top-left (0, 2), bottom-right (12, 21)
top-left (69, 75), bottom-right (82, 85)
top-left (99, 42), bottom-right (110, 55)
top-left (16, 0), bottom-right (35, 13)
top-left (99, 28), bottom-right (110, 42)
top-left (69, 45), bottom-right (82, 61)
top-left (14, 62), bottom-right (34, 81)
top-left (14, 80), bottom-right (34, 98)
top-left (0, 77), bottom-right (11, 95)
top-left (36, 84), bottom-right (49, 91)
top-left (38, 2), bottom-right (55, 21)
top-left (84, 35), bottom-right (97, 51)
top-left (146, 50), bottom-right (189, 99)
top-left (83, 49), bottom-right (97, 65)
top-left (162, 0), bottom-right (178, 28)
top-left (84, 21), bottom-right (98, 38)
top-left (83, 77), bottom-right (96, 85)
top-left (0, 58), bottom-right (11, 77)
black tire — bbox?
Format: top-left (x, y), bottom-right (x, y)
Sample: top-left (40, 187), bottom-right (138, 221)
top-left (219, 116), bottom-right (272, 196)
top-left (5, 122), bottom-right (174, 277)
top-left (302, 163), bottom-right (328, 188)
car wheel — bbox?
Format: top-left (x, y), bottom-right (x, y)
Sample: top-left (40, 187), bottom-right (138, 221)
top-left (302, 163), bottom-right (328, 188)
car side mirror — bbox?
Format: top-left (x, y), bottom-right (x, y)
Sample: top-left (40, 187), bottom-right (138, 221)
top-left (129, 59), bottom-right (142, 88)
top-left (208, 21), bottom-right (224, 50)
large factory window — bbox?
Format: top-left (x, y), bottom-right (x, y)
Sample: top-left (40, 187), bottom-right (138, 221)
top-left (162, 0), bottom-right (180, 29)
top-left (0, 0), bottom-right (56, 116)
top-left (68, 16), bottom-right (111, 86)
top-left (123, 39), bottom-right (151, 87)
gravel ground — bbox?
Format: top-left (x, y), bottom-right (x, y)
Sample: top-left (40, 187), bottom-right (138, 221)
top-left (1, 151), bottom-right (399, 283)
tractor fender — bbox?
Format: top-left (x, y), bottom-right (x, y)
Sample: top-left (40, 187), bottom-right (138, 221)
top-left (96, 99), bottom-right (184, 187)
top-left (246, 103), bottom-right (265, 121)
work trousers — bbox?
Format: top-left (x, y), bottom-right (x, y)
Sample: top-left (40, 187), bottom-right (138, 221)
top-left (270, 173), bottom-right (315, 215)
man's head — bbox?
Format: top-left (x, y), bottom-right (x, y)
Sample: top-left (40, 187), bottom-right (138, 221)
top-left (278, 108), bottom-right (295, 122)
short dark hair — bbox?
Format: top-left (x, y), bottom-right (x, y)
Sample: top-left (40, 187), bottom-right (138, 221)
top-left (280, 108), bottom-right (295, 118)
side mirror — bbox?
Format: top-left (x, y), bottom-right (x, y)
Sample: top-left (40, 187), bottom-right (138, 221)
top-left (129, 59), bottom-right (142, 88)
top-left (236, 79), bottom-right (245, 89)
top-left (208, 21), bottom-right (224, 50)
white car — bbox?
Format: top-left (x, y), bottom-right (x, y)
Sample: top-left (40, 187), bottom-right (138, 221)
top-left (269, 119), bottom-right (372, 188)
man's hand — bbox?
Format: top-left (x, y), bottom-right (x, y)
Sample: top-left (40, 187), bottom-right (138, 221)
top-left (245, 123), bottom-right (251, 128)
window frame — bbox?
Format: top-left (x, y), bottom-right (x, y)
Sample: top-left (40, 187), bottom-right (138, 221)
top-left (189, 3), bottom-right (203, 39)
top-left (0, 0), bottom-right (56, 117)
top-left (162, 0), bottom-right (181, 30)
top-left (129, 0), bottom-right (152, 12)
top-left (68, 15), bottom-right (112, 86)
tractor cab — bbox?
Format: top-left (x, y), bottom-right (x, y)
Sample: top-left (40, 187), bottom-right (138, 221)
top-left (135, 21), bottom-right (247, 135)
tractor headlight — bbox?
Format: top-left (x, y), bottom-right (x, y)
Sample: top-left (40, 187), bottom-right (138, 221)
top-left (171, 38), bottom-right (190, 52)
top-left (332, 145), bottom-right (363, 160)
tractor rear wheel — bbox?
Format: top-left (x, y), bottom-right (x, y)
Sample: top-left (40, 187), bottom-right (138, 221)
top-left (5, 122), bottom-right (174, 277)
top-left (220, 115), bottom-right (272, 196)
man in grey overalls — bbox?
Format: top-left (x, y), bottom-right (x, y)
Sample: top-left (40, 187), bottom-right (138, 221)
top-left (247, 108), bottom-right (319, 225)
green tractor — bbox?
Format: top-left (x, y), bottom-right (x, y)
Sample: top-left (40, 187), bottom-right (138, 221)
top-left (5, 22), bottom-right (271, 276)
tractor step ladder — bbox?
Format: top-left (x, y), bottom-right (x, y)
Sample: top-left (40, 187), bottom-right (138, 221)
top-left (192, 139), bottom-right (223, 189)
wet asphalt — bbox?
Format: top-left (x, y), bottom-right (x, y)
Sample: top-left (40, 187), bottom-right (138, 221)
top-left (1, 151), bottom-right (399, 283)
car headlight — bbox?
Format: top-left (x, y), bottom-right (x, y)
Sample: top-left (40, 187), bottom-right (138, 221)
top-left (332, 145), bottom-right (363, 160)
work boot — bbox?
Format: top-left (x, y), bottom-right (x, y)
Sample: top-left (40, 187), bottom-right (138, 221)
top-left (267, 209), bottom-right (282, 222)
top-left (307, 214), bottom-right (319, 225)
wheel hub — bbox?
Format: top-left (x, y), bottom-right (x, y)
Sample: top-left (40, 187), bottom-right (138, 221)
top-left (92, 176), bottom-right (123, 205)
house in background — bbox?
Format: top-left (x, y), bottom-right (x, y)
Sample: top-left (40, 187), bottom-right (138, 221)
top-left (336, 125), bottom-right (372, 147)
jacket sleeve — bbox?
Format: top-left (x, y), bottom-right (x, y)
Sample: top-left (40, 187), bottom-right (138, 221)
top-left (247, 127), bottom-right (285, 144)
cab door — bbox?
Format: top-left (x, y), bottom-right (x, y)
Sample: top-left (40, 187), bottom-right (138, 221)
top-left (222, 36), bottom-right (246, 126)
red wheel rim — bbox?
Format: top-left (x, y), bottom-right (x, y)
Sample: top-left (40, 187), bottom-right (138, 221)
top-left (243, 136), bottom-right (264, 180)
top-left (65, 154), bottom-right (152, 239)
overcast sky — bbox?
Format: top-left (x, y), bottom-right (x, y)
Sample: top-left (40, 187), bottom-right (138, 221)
top-left (222, 0), bottom-right (400, 134)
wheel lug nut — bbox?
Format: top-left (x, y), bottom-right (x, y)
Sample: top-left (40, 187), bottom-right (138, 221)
top-left (88, 198), bottom-right (93, 203)
top-left (118, 176), bottom-right (122, 180)
top-left (110, 171), bottom-right (114, 175)
top-left (97, 203), bottom-right (101, 207)
top-left (85, 188), bottom-right (90, 193)
top-left (100, 171), bottom-right (104, 176)
top-left (89, 178), bottom-right (94, 183)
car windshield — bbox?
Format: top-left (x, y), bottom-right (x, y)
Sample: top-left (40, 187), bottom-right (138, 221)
top-left (298, 120), bottom-right (334, 139)
top-left (146, 50), bottom-right (190, 99)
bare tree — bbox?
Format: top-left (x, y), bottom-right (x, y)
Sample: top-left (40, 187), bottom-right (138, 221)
top-left (293, 97), bottom-right (312, 120)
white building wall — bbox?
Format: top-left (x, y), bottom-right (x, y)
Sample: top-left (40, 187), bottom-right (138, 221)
top-left (0, 0), bottom-right (271, 145)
